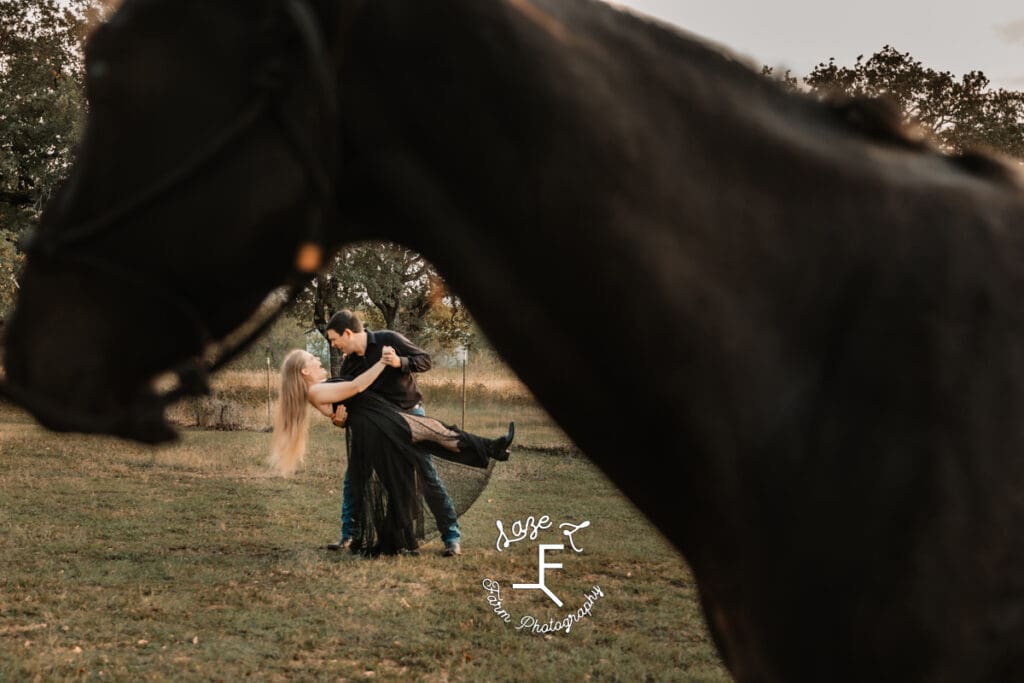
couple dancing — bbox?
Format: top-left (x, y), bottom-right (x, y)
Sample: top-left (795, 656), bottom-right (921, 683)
top-left (270, 310), bottom-right (514, 556)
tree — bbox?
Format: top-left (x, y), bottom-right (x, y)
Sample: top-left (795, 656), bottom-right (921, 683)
top-left (760, 65), bottom-right (799, 92)
top-left (0, 234), bottom-right (19, 318)
top-left (1, 0), bottom-right (91, 224)
top-left (289, 241), bottom-right (474, 374)
top-left (0, 0), bottom-right (113, 327)
top-left (795, 46), bottom-right (1024, 158)
top-left (339, 242), bottom-right (432, 331)
top-left (224, 311), bottom-right (312, 372)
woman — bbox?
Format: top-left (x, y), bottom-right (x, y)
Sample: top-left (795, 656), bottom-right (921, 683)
top-left (270, 348), bottom-right (514, 555)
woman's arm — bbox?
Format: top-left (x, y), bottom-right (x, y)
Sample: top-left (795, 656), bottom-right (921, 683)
top-left (306, 348), bottom-right (392, 406)
top-left (311, 402), bottom-right (335, 418)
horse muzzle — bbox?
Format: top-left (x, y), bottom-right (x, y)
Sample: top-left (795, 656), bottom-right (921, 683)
top-left (0, 370), bottom-right (178, 444)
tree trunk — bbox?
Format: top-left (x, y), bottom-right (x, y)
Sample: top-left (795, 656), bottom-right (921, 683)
top-left (375, 299), bottom-right (399, 331)
top-left (312, 274), bottom-right (343, 377)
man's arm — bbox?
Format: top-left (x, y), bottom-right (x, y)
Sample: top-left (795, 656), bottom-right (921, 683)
top-left (382, 331), bottom-right (431, 373)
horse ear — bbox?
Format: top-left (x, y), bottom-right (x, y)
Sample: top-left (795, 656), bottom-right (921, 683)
top-left (828, 95), bottom-right (928, 150)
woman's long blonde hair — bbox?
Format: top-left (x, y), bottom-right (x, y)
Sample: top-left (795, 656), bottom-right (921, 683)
top-left (269, 349), bottom-right (311, 477)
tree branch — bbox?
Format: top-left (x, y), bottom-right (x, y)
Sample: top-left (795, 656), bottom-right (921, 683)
top-left (0, 190), bottom-right (34, 206)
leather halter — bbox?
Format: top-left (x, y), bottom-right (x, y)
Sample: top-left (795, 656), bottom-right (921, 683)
top-left (2, 0), bottom-right (341, 431)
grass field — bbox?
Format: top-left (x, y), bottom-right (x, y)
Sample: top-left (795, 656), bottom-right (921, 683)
top-left (0, 394), bottom-right (729, 681)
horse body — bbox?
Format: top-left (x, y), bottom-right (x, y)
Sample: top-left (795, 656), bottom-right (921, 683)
top-left (5, 0), bottom-right (1024, 679)
top-left (342, 5), bottom-right (1024, 675)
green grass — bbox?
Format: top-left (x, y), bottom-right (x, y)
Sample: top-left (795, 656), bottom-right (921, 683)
top-left (0, 402), bottom-right (728, 681)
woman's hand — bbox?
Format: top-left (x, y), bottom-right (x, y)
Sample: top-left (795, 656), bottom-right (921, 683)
top-left (332, 405), bottom-right (348, 427)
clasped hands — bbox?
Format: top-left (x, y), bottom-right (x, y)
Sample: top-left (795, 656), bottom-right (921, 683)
top-left (332, 345), bottom-right (400, 427)
top-left (380, 345), bottom-right (400, 368)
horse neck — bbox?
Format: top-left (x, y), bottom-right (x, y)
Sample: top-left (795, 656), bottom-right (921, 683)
top-left (333, 0), bottom-right (806, 532)
top-left (331, 0), bottom-right (1024, 556)
top-left (335, 1), bottom-right (813, 309)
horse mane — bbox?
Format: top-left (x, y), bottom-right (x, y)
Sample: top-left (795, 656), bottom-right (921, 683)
top-left (825, 95), bottom-right (1024, 188)
top-left (593, 1), bottom-right (1023, 193)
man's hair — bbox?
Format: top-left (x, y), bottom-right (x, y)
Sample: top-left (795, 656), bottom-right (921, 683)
top-left (326, 309), bottom-right (364, 335)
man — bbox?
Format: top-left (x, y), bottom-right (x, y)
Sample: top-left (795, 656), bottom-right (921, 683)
top-left (324, 309), bottom-right (464, 556)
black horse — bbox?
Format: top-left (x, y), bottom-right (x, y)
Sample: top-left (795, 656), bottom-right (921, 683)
top-left (5, 1), bottom-right (1024, 680)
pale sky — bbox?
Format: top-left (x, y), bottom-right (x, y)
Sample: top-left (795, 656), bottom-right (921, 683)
top-left (608, 1), bottom-right (1024, 91)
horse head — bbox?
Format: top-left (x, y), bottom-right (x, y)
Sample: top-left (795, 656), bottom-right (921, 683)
top-left (4, 0), bottom-right (344, 441)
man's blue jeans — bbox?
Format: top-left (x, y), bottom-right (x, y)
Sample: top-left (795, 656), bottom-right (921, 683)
top-left (340, 406), bottom-right (461, 544)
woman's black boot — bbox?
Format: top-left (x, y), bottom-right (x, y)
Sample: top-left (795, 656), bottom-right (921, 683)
top-left (489, 422), bottom-right (515, 461)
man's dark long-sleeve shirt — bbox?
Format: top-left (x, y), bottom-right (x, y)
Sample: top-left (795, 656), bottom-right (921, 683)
top-left (337, 329), bottom-right (431, 409)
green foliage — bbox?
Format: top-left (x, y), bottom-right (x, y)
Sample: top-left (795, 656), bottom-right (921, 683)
top-left (0, 0), bottom-right (94, 227)
top-left (0, 230), bottom-right (20, 321)
top-left (800, 46), bottom-right (1024, 158)
top-left (760, 64), bottom-right (799, 91)
top-left (0, 0), bottom-right (111, 324)
top-left (342, 242), bottom-right (432, 329)
top-left (290, 241), bottom-right (476, 352)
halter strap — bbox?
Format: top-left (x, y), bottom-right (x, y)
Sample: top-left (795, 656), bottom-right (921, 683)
top-left (23, 96), bottom-right (273, 257)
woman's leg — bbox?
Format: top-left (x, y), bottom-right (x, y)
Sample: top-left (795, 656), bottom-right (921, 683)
top-left (399, 414), bottom-right (515, 466)
top-left (399, 413), bottom-right (462, 451)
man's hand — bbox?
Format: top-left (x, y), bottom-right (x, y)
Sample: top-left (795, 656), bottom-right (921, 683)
top-left (332, 405), bottom-right (348, 427)
top-left (381, 346), bottom-right (402, 368)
